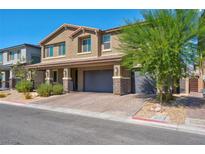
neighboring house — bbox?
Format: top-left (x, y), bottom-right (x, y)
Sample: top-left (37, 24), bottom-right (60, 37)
top-left (180, 62), bottom-right (205, 97)
top-left (0, 44), bottom-right (41, 89)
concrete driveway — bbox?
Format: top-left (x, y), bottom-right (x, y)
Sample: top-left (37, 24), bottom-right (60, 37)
top-left (32, 92), bottom-right (146, 118)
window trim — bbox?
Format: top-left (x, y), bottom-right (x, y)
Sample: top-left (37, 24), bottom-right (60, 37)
top-left (58, 42), bottom-right (66, 56)
top-left (8, 51), bottom-right (15, 61)
top-left (45, 45), bottom-right (54, 57)
top-left (17, 50), bottom-right (21, 60)
top-left (102, 34), bottom-right (111, 51)
top-left (44, 42), bottom-right (66, 59)
top-left (0, 53), bottom-right (2, 63)
top-left (81, 37), bottom-right (91, 53)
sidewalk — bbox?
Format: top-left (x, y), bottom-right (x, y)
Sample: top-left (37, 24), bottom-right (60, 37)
top-left (1, 100), bottom-right (205, 136)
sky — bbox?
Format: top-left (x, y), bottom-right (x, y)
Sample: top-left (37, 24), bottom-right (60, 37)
top-left (0, 9), bottom-right (143, 49)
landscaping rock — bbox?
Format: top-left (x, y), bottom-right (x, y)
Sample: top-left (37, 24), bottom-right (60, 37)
top-left (150, 104), bottom-right (162, 112)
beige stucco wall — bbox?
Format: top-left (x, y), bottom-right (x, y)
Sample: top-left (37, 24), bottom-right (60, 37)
top-left (71, 30), bottom-right (99, 59)
top-left (40, 26), bottom-right (122, 64)
top-left (41, 27), bottom-right (75, 63)
top-left (101, 32), bottom-right (122, 57)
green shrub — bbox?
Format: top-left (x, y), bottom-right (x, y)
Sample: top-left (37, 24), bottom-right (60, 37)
top-left (15, 80), bottom-right (33, 93)
top-left (37, 83), bottom-right (53, 97)
top-left (52, 84), bottom-right (63, 95)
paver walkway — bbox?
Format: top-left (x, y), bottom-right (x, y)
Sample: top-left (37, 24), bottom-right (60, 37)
top-left (32, 92), bottom-right (147, 118)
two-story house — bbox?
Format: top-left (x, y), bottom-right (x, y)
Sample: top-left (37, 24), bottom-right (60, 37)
top-left (0, 44), bottom-right (41, 89)
top-left (27, 24), bottom-right (132, 95)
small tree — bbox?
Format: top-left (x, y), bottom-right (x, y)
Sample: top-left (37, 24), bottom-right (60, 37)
top-left (120, 10), bottom-right (205, 103)
top-left (198, 12), bottom-right (205, 78)
top-left (12, 62), bottom-right (27, 80)
top-left (12, 61), bottom-right (36, 80)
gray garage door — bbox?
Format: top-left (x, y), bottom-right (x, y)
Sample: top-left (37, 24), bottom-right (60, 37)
top-left (84, 70), bottom-right (113, 92)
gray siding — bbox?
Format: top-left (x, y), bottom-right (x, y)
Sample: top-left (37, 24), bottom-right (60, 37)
top-left (132, 71), bottom-right (156, 94)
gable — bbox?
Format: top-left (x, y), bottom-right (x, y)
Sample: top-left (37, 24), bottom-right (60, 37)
top-left (43, 27), bottom-right (76, 45)
top-left (71, 27), bottom-right (98, 39)
top-left (40, 24), bottom-right (100, 46)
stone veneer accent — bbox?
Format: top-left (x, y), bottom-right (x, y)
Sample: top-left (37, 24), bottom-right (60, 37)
top-left (63, 68), bottom-right (72, 93)
top-left (9, 78), bottom-right (16, 89)
top-left (113, 64), bottom-right (131, 95)
top-left (113, 77), bottom-right (131, 95)
top-left (63, 78), bottom-right (72, 92)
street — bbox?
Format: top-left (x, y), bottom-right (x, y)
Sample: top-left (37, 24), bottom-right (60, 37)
top-left (0, 103), bottom-right (205, 145)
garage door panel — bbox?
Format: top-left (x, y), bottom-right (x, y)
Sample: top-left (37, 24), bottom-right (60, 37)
top-left (84, 70), bottom-right (113, 92)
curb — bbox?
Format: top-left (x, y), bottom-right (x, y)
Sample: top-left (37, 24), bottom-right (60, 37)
top-left (132, 116), bottom-right (205, 136)
top-left (1, 100), bottom-right (205, 136)
top-left (132, 116), bottom-right (167, 124)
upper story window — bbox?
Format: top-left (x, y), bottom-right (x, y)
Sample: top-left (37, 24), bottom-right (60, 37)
top-left (31, 56), bottom-right (40, 64)
top-left (17, 50), bottom-right (21, 60)
top-left (58, 43), bottom-right (66, 56)
top-left (8, 51), bottom-right (14, 61)
top-left (102, 34), bottom-right (111, 51)
top-left (82, 37), bottom-right (91, 53)
top-left (0, 53), bottom-right (2, 63)
top-left (45, 45), bottom-right (54, 57)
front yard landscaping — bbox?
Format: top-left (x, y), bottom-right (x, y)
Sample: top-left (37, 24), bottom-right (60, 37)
top-left (0, 91), bottom-right (10, 98)
top-left (134, 98), bottom-right (186, 124)
top-left (0, 89), bottom-right (67, 104)
top-left (1, 79), bottom-right (65, 103)
top-left (0, 90), bottom-right (39, 103)
top-left (133, 95), bottom-right (205, 125)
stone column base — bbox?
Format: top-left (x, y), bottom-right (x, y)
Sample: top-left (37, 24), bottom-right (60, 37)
top-left (1, 81), bottom-right (6, 89)
top-left (113, 77), bottom-right (131, 95)
top-left (45, 78), bottom-right (52, 84)
top-left (63, 78), bottom-right (72, 93)
top-left (9, 78), bottom-right (16, 89)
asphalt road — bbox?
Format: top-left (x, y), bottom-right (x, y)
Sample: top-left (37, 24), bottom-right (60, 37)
top-left (0, 104), bottom-right (205, 145)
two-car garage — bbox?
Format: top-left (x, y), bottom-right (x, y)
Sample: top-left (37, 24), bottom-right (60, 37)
top-left (84, 70), bottom-right (113, 93)
top-left (82, 69), bottom-right (157, 94)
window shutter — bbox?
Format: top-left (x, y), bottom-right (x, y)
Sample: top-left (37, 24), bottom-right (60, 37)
top-left (50, 46), bottom-right (53, 57)
top-left (62, 43), bottom-right (65, 55)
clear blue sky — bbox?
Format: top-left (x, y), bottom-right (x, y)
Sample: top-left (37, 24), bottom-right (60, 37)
top-left (0, 9), bottom-right (143, 48)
